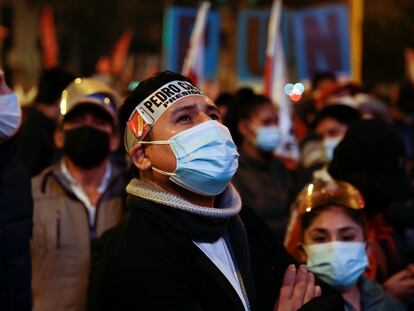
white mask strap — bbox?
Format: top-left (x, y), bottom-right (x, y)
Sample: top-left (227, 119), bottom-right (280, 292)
top-left (152, 166), bottom-right (176, 177)
top-left (139, 140), bottom-right (171, 145)
top-left (139, 140), bottom-right (176, 176)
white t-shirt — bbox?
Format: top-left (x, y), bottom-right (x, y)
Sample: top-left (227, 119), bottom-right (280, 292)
top-left (194, 237), bottom-right (249, 310)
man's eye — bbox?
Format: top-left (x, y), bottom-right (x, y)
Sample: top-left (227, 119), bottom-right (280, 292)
top-left (209, 113), bottom-right (220, 121)
top-left (177, 115), bottom-right (191, 122)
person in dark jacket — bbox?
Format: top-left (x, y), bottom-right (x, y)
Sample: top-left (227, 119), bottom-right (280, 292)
top-left (16, 67), bottom-right (74, 177)
top-left (329, 119), bottom-right (414, 305)
top-left (90, 71), bottom-right (343, 310)
top-left (224, 89), bottom-right (294, 236)
top-left (0, 69), bottom-right (32, 310)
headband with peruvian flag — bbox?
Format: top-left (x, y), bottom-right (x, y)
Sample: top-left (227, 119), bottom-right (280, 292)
top-left (124, 80), bottom-right (205, 152)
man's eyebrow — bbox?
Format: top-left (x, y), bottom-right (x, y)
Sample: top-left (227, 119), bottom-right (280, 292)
top-left (206, 105), bottom-right (220, 114)
top-left (170, 104), bottom-right (197, 118)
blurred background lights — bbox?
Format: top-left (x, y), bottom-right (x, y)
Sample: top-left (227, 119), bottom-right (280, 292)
top-left (128, 80), bottom-right (140, 92)
top-left (284, 82), bottom-right (305, 102)
top-left (284, 83), bottom-right (294, 95)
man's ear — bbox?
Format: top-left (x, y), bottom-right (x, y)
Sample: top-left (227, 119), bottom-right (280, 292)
top-left (54, 127), bottom-right (64, 149)
top-left (130, 143), bottom-right (152, 170)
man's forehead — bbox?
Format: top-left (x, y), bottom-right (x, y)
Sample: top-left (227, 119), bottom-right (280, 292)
top-left (164, 95), bottom-right (217, 114)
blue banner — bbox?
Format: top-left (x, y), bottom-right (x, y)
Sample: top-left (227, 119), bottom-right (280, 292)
top-left (236, 9), bottom-right (290, 81)
top-left (293, 5), bottom-right (350, 80)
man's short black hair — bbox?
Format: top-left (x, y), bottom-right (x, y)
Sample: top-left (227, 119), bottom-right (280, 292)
top-left (314, 104), bottom-right (361, 128)
top-left (35, 67), bottom-right (75, 106)
top-left (311, 71), bottom-right (337, 91)
top-left (119, 71), bottom-right (192, 134)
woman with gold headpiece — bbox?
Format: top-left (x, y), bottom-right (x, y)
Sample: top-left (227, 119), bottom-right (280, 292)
top-left (285, 179), bottom-right (408, 311)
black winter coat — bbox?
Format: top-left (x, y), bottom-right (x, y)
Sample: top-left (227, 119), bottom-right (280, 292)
top-left (0, 139), bottom-right (33, 311)
top-left (91, 196), bottom-right (343, 311)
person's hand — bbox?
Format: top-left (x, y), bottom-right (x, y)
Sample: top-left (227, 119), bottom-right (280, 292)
top-left (274, 264), bottom-right (321, 311)
top-left (0, 69), bottom-right (12, 95)
top-left (383, 264), bottom-right (414, 301)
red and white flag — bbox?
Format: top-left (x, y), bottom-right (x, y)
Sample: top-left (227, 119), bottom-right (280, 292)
top-left (265, 0), bottom-right (299, 161)
top-left (181, 1), bottom-right (211, 87)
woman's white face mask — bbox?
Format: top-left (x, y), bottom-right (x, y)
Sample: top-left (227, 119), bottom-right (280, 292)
top-left (322, 136), bottom-right (343, 162)
top-left (304, 241), bottom-right (368, 291)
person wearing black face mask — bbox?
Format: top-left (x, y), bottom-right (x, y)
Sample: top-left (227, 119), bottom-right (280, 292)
top-left (30, 78), bottom-right (127, 310)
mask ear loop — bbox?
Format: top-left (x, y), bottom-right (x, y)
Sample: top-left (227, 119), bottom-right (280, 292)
top-left (139, 139), bottom-right (177, 177)
top-left (139, 139), bottom-right (171, 145)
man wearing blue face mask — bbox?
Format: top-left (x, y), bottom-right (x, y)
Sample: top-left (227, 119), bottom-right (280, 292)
top-left (0, 69), bottom-right (32, 311)
top-left (90, 71), bottom-right (344, 311)
top-left (314, 104), bottom-right (361, 163)
top-left (224, 90), bottom-right (293, 236)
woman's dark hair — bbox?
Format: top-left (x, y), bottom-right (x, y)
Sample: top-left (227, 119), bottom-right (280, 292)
top-left (223, 88), bottom-right (273, 146)
top-left (300, 204), bottom-right (366, 240)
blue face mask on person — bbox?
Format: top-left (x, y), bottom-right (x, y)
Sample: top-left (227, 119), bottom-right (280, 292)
top-left (304, 241), bottom-right (368, 292)
top-left (322, 136), bottom-right (342, 162)
top-left (141, 120), bottom-right (239, 196)
top-left (255, 126), bottom-right (281, 152)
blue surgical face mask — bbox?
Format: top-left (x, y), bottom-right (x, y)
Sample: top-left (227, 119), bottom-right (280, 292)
top-left (304, 241), bottom-right (368, 291)
top-left (322, 136), bottom-right (342, 161)
top-left (0, 93), bottom-right (21, 143)
top-left (141, 120), bottom-right (239, 196)
top-left (255, 126), bottom-right (281, 152)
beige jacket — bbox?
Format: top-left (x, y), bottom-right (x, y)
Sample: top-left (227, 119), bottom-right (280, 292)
top-left (31, 163), bottom-right (126, 311)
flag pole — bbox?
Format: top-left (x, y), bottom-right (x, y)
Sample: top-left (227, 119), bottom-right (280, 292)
top-left (264, 0), bottom-right (282, 97)
top-left (349, 0), bottom-right (364, 83)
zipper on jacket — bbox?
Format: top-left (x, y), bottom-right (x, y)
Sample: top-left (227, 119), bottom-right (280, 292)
top-left (92, 176), bottom-right (120, 238)
top-left (56, 209), bottom-right (61, 249)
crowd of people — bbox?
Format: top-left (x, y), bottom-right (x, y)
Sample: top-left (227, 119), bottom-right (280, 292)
top-left (0, 65), bottom-right (414, 311)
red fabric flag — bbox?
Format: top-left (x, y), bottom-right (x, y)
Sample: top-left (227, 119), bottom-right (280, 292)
top-left (111, 30), bottom-right (133, 75)
top-left (40, 5), bottom-right (59, 68)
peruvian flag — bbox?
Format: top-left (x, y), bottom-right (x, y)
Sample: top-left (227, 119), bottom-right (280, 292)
top-left (265, 0), bottom-right (299, 161)
top-left (181, 1), bottom-right (211, 87)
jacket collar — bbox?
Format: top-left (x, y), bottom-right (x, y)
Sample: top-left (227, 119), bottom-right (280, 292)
top-left (40, 160), bottom-right (123, 197)
top-left (126, 178), bottom-right (242, 219)
top-left (126, 186), bottom-right (255, 310)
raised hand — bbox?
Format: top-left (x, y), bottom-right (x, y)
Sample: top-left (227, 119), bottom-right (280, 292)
top-left (274, 264), bottom-right (321, 311)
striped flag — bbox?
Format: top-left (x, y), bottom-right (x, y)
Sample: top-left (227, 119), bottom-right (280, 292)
top-left (265, 0), bottom-right (299, 161)
top-left (181, 1), bottom-right (211, 87)
top-left (40, 5), bottom-right (59, 68)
